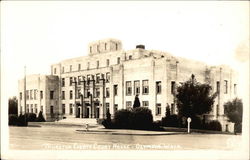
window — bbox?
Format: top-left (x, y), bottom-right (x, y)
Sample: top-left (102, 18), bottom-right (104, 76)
top-left (171, 81), bottom-right (176, 94)
top-left (30, 90), bottom-right (33, 100)
top-left (62, 91), bottom-right (65, 100)
top-left (106, 59), bottom-right (110, 66)
top-left (26, 90), bottom-right (29, 100)
top-left (106, 88), bottom-right (110, 98)
top-left (77, 89), bottom-right (81, 98)
top-left (106, 72), bottom-right (110, 83)
top-left (106, 103), bottom-right (110, 111)
top-left (50, 91), bottom-right (54, 99)
top-left (126, 81), bottom-right (132, 96)
top-left (96, 74), bottom-right (100, 83)
top-left (70, 65), bottom-right (72, 72)
top-left (142, 80), bottom-right (149, 94)
top-left (114, 104), bottom-right (118, 113)
top-left (90, 47), bottom-right (92, 53)
top-left (234, 84), bottom-right (237, 95)
top-left (70, 90), bottom-right (73, 99)
top-left (40, 91), bottom-right (43, 99)
top-left (20, 92), bottom-right (22, 100)
top-left (27, 104), bottom-right (29, 113)
top-left (87, 62), bottom-right (90, 70)
top-left (70, 104), bottom-right (73, 115)
top-left (105, 43), bottom-right (107, 50)
top-left (62, 67), bottom-right (64, 73)
top-left (50, 106), bottom-right (54, 114)
top-left (61, 78), bottom-right (65, 87)
top-left (126, 101), bottom-right (132, 108)
top-left (142, 101), bottom-right (149, 107)
top-left (114, 85), bottom-right (118, 96)
top-left (115, 43), bottom-right (118, 50)
top-left (35, 104), bottom-right (37, 113)
top-left (70, 77), bottom-right (73, 86)
top-left (54, 68), bottom-right (56, 74)
top-left (34, 90), bottom-right (37, 100)
top-left (156, 81), bottom-right (161, 94)
top-left (171, 103), bottom-right (174, 115)
top-left (84, 89), bottom-right (89, 98)
top-left (78, 76), bottom-right (81, 85)
top-left (156, 103), bottom-right (161, 115)
top-left (95, 88), bottom-right (100, 98)
top-left (62, 104), bottom-right (65, 114)
top-left (216, 81), bottom-right (220, 93)
top-left (117, 57), bottom-right (120, 64)
top-left (97, 61), bottom-right (99, 68)
top-left (224, 80), bottom-right (228, 94)
top-left (78, 64), bottom-right (81, 71)
top-left (134, 81), bottom-right (140, 95)
top-left (129, 55), bottom-right (132, 60)
top-left (31, 104), bottom-right (33, 113)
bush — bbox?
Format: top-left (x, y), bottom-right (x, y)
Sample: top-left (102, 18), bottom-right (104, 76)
top-left (130, 107), bottom-right (153, 129)
top-left (114, 109), bottom-right (132, 129)
top-left (17, 114), bottom-right (28, 126)
top-left (36, 111), bottom-right (46, 122)
top-left (161, 114), bottom-right (179, 127)
top-left (27, 113), bottom-right (37, 122)
top-left (190, 116), bottom-right (203, 129)
top-left (9, 115), bottom-right (19, 126)
top-left (235, 123), bottom-right (242, 133)
top-left (204, 120), bottom-right (222, 131)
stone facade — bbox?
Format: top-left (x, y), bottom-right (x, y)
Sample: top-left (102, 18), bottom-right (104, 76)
top-left (18, 38), bottom-right (238, 131)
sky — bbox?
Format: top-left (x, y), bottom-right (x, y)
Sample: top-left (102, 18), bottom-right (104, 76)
top-left (1, 1), bottom-right (249, 98)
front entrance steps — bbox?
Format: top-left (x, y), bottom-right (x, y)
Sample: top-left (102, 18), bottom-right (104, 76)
top-left (58, 117), bottom-right (98, 125)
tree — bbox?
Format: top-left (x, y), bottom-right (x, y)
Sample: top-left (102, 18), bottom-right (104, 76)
top-left (224, 98), bottom-right (243, 133)
top-left (9, 96), bottom-right (18, 115)
top-left (175, 74), bottom-right (217, 119)
top-left (36, 111), bottom-right (46, 122)
top-left (133, 95), bottom-right (141, 108)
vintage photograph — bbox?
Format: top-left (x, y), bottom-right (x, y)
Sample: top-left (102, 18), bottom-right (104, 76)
top-left (1, 1), bottom-right (249, 160)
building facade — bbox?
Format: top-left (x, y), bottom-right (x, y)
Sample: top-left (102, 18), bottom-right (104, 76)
top-left (18, 38), bottom-right (238, 130)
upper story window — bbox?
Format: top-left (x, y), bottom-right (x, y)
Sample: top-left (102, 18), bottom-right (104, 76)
top-left (142, 80), bottom-right (149, 94)
top-left (34, 90), bottom-right (37, 100)
top-left (70, 65), bottom-right (72, 72)
top-left (54, 68), bottom-right (56, 74)
top-left (171, 81), bottom-right (176, 94)
top-left (106, 59), bottom-right (110, 66)
top-left (26, 90), bottom-right (29, 100)
top-left (224, 80), bottom-right (228, 94)
top-left (105, 43), bottom-right (107, 50)
top-left (126, 81), bottom-right (132, 96)
top-left (78, 76), bottom-right (81, 85)
top-left (50, 91), bottom-right (54, 99)
top-left (106, 72), bottom-right (110, 83)
top-left (117, 57), bottom-right (120, 64)
top-left (19, 92), bottom-right (22, 100)
top-left (97, 61), bottom-right (99, 69)
top-left (129, 55), bottom-right (132, 60)
top-left (134, 81), bottom-right (140, 95)
top-left (115, 43), bottom-right (118, 50)
top-left (62, 67), bottom-right (64, 73)
top-left (30, 90), bottom-right (33, 100)
top-left (70, 90), bottom-right (73, 99)
top-left (69, 77), bottom-right (73, 86)
top-left (114, 85), bottom-right (118, 96)
top-left (62, 91), bottom-right (65, 100)
top-left (95, 88), bottom-right (100, 98)
top-left (40, 91), bottom-right (43, 99)
top-left (106, 87), bottom-right (110, 98)
top-left (90, 47), bottom-right (92, 53)
top-left (156, 81), bottom-right (161, 94)
top-left (62, 78), bottom-right (65, 87)
top-left (78, 64), bottom-right (81, 71)
top-left (96, 74), bottom-right (100, 83)
top-left (234, 84), bottom-right (237, 95)
top-left (216, 81), bottom-right (220, 93)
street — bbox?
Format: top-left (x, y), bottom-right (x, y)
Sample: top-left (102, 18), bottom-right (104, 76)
top-left (9, 124), bottom-right (242, 150)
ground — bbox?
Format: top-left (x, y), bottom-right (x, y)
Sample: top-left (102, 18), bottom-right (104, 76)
top-left (9, 123), bottom-right (242, 151)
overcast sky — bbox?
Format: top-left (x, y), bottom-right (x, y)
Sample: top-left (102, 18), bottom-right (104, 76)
top-left (1, 1), bottom-right (249, 98)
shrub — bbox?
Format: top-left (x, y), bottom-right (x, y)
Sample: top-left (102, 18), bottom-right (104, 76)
top-left (114, 109), bottom-right (132, 129)
top-left (27, 113), bottom-right (37, 122)
top-left (36, 111), bottom-right (46, 122)
top-left (204, 120), bottom-right (222, 131)
top-left (129, 107), bottom-right (153, 129)
top-left (17, 114), bottom-right (28, 126)
top-left (235, 123), bottom-right (242, 133)
top-left (161, 114), bottom-right (179, 127)
top-left (9, 115), bottom-right (19, 126)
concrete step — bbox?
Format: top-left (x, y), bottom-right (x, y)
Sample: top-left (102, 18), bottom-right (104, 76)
top-left (58, 117), bottom-right (97, 125)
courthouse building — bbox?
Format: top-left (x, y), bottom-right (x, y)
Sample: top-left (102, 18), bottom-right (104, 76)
top-left (18, 38), bottom-right (238, 130)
